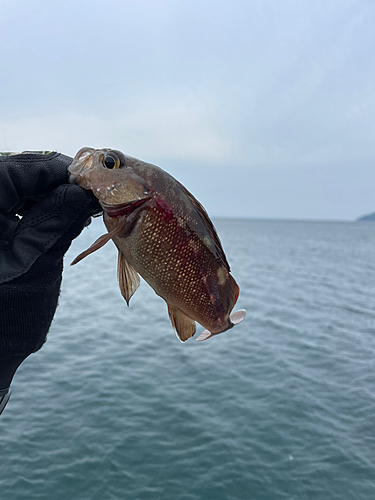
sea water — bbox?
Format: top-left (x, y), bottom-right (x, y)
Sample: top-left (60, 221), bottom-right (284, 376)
top-left (1, 218), bottom-right (375, 500)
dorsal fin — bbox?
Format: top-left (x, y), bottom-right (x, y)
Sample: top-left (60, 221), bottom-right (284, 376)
top-left (177, 182), bottom-right (230, 271)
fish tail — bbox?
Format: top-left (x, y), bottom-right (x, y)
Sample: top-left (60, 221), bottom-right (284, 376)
top-left (229, 309), bottom-right (246, 327)
top-left (196, 309), bottom-right (246, 341)
top-left (196, 329), bottom-right (213, 342)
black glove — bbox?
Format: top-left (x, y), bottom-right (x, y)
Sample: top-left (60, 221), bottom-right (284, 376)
top-left (0, 151), bottom-right (101, 412)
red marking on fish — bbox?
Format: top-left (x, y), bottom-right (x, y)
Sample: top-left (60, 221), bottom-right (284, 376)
top-left (154, 194), bottom-right (174, 222)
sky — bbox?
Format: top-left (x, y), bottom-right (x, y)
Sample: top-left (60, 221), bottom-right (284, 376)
top-left (1, 0), bottom-right (374, 220)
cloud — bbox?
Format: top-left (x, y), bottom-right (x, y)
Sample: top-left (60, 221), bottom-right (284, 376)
top-left (0, 95), bottom-right (232, 163)
top-left (1, 0), bottom-right (375, 218)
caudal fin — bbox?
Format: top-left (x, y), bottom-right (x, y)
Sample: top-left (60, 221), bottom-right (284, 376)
top-left (196, 309), bottom-right (246, 341)
top-left (229, 309), bottom-right (246, 325)
top-left (196, 329), bottom-right (213, 342)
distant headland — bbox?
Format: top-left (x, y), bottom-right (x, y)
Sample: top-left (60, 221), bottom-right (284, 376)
top-left (357, 212), bottom-right (375, 222)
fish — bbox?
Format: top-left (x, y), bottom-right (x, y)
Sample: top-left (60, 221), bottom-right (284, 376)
top-left (68, 147), bottom-right (246, 342)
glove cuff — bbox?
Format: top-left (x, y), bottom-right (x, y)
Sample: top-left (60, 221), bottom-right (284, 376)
top-left (0, 355), bottom-right (27, 390)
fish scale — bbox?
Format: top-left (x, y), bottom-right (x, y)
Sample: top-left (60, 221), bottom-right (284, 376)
top-left (68, 147), bottom-right (246, 341)
top-left (108, 207), bottom-right (223, 325)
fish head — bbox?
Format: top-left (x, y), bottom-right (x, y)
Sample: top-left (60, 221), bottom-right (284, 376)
top-left (68, 147), bottom-right (151, 210)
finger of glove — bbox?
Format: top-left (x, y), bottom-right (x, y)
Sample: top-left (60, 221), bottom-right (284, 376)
top-left (0, 152), bottom-right (72, 215)
top-left (0, 184), bottom-right (101, 284)
top-left (0, 213), bottom-right (19, 247)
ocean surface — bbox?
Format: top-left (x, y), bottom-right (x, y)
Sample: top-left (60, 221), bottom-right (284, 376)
top-left (1, 218), bottom-right (375, 500)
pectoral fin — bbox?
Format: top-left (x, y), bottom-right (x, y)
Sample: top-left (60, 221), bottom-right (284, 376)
top-left (167, 305), bottom-right (196, 342)
top-left (117, 251), bottom-right (140, 306)
top-left (71, 217), bottom-right (127, 265)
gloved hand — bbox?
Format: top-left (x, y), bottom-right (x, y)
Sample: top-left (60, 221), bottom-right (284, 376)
top-left (0, 151), bottom-right (101, 413)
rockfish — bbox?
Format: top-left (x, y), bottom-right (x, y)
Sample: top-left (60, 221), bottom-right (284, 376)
top-left (68, 147), bottom-right (245, 342)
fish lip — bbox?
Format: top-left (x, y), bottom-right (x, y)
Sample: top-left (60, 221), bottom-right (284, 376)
top-left (100, 196), bottom-right (152, 218)
top-left (68, 147), bottom-right (96, 179)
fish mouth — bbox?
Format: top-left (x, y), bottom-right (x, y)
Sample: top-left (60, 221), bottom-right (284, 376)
top-left (100, 196), bottom-right (152, 218)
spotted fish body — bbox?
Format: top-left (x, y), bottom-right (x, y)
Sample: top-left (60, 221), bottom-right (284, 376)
top-left (68, 147), bottom-right (245, 341)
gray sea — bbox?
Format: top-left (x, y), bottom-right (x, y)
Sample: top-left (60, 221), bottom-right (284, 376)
top-left (1, 218), bottom-right (375, 500)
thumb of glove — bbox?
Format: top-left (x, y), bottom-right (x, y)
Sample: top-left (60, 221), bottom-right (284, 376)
top-left (0, 184), bottom-right (101, 284)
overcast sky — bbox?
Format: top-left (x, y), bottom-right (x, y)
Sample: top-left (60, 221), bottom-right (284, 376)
top-left (1, 0), bottom-right (374, 219)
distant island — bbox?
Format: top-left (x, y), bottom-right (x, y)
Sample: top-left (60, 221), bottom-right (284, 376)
top-left (357, 212), bottom-right (375, 222)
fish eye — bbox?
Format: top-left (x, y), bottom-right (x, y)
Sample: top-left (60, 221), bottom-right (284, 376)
top-left (103, 153), bottom-right (120, 169)
top-left (112, 150), bottom-right (127, 168)
top-left (103, 151), bottom-right (127, 169)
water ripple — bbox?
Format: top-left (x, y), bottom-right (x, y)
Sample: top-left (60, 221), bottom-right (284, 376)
top-left (1, 219), bottom-right (375, 499)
